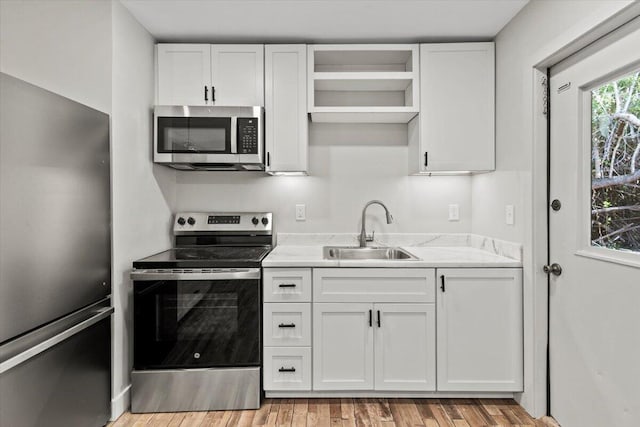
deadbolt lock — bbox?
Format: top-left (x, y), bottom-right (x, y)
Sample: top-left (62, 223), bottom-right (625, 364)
top-left (551, 199), bottom-right (561, 211)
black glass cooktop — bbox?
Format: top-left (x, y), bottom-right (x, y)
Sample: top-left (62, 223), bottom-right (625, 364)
top-left (132, 246), bottom-right (272, 269)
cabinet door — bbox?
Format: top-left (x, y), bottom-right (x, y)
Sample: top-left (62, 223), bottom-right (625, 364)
top-left (413, 43), bottom-right (495, 173)
top-left (265, 45), bottom-right (308, 173)
top-left (374, 303), bottom-right (436, 391)
top-left (436, 268), bottom-right (523, 391)
top-left (313, 303), bottom-right (373, 390)
top-left (211, 45), bottom-right (264, 106)
top-left (156, 44), bottom-right (211, 105)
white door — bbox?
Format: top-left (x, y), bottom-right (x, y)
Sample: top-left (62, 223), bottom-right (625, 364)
top-left (549, 20), bottom-right (640, 427)
top-left (374, 303), bottom-right (436, 391)
top-left (156, 44), bottom-right (211, 105)
top-left (436, 268), bottom-right (523, 392)
top-left (312, 303), bottom-right (373, 390)
top-left (211, 45), bottom-right (264, 106)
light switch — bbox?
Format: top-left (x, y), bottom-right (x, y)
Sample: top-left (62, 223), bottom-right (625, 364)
top-left (295, 204), bottom-right (306, 221)
top-left (505, 205), bottom-right (515, 225)
top-left (448, 204), bottom-right (459, 221)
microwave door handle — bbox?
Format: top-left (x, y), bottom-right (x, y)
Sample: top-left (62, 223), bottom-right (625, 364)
top-left (230, 116), bottom-right (237, 154)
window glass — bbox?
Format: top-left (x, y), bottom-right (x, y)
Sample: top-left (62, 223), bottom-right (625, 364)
top-left (591, 71), bottom-right (640, 252)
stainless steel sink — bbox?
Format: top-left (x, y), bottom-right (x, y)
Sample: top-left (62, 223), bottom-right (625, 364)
top-left (323, 246), bottom-right (419, 261)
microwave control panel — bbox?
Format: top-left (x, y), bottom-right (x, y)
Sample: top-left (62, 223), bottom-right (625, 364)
top-left (237, 117), bottom-right (259, 154)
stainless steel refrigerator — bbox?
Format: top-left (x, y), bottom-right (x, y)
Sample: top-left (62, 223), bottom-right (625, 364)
top-left (0, 73), bottom-right (112, 427)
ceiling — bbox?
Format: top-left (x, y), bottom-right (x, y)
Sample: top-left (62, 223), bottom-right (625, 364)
top-left (120, 0), bottom-right (530, 43)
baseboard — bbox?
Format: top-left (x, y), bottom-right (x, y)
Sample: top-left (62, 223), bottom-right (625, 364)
top-left (111, 384), bottom-right (131, 421)
top-left (266, 391), bottom-right (515, 398)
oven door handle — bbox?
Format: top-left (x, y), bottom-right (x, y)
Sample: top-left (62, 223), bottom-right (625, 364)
top-left (130, 268), bottom-right (260, 281)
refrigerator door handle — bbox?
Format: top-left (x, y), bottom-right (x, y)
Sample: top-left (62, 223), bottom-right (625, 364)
top-left (0, 306), bottom-right (113, 374)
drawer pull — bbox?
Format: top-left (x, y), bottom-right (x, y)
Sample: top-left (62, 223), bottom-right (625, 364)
top-left (278, 367), bottom-right (296, 373)
top-left (278, 323), bottom-right (296, 328)
top-left (278, 283), bottom-right (297, 288)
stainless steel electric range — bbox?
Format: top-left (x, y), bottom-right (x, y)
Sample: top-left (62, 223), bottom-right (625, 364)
top-left (130, 212), bottom-right (273, 413)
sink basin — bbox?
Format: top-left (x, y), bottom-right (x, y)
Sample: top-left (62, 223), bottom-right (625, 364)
top-left (323, 246), bottom-right (419, 261)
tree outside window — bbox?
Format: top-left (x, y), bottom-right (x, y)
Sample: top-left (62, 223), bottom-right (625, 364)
top-left (591, 71), bottom-right (640, 251)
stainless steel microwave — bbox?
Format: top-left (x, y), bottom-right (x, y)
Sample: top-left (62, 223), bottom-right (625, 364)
top-left (153, 106), bottom-right (264, 171)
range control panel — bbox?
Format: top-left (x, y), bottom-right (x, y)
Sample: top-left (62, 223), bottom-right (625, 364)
top-left (237, 117), bottom-right (259, 154)
top-left (174, 212), bottom-right (272, 233)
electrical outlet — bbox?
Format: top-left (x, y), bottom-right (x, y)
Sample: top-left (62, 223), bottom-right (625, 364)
top-left (448, 204), bottom-right (459, 221)
top-left (505, 205), bottom-right (515, 225)
top-left (295, 204), bottom-right (306, 221)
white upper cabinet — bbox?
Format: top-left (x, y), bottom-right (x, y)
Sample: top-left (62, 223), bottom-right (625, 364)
top-left (307, 45), bottom-right (420, 123)
top-left (211, 45), bottom-right (264, 106)
top-left (409, 43), bottom-right (495, 174)
top-left (264, 45), bottom-right (308, 173)
top-left (156, 44), bottom-right (211, 106)
top-left (436, 268), bottom-right (523, 392)
top-left (156, 44), bottom-right (264, 106)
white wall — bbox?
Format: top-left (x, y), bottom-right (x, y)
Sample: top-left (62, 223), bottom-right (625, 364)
top-left (0, 0), bottom-right (112, 114)
top-left (472, 0), bottom-right (635, 417)
top-left (1, 0), bottom-right (175, 420)
top-left (176, 123), bottom-right (473, 233)
top-left (111, 0), bottom-right (175, 419)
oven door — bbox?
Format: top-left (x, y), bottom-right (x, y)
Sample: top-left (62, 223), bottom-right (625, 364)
top-left (132, 269), bottom-right (260, 370)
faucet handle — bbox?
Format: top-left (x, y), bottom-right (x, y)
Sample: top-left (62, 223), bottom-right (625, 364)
top-left (366, 230), bottom-right (375, 242)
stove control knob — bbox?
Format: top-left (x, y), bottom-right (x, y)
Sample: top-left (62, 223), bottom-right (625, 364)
top-left (177, 217), bottom-right (186, 226)
top-left (261, 217), bottom-right (269, 226)
top-left (252, 217), bottom-right (259, 225)
top-left (187, 217), bottom-right (196, 226)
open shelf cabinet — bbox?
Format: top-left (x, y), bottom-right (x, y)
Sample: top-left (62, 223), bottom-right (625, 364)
top-left (308, 45), bottom-right (419, 123)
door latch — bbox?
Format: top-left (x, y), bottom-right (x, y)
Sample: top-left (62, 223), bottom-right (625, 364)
top-left (543, 263), bottom-right (562, 276)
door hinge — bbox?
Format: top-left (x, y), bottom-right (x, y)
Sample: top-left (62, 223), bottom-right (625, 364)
top-left (541, 75), bottom-right (548, 116)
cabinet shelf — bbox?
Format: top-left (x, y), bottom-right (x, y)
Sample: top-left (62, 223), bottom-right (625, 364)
top-left (312, 72), bottom-right (415, 91)
top-left (308, 45), bottom-right (419, 123)
top-left (310, 108), bottom-right (418, 124)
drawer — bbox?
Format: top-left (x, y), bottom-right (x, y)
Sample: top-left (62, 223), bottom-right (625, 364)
top-left (263, 303), bottom-right (311, 346)
top-left (263, 347), bottom-right (311, 391)
top-left (263, 268), bottom-right (311, 302)
top-left (313, 268), bottom-right (435, 303)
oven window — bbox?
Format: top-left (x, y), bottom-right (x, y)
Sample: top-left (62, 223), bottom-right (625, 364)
top-left (133, 279), bottom-right (260, 369)
top-left (157, 117), bottom-right (231, 153)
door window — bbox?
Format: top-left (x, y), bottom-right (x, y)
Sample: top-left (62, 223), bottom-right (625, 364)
top-left (590, 70), bottom-right (640, 252)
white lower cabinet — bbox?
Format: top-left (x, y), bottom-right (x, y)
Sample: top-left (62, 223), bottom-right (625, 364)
top-left (312, 294), bottom-right (436, 391)
top-left (312, 303), bottom-right (374, 390)
top-left (263, 303), bottom-right (311, 347)
top-left (312, 268), bottom-right (435, 391)
top-left (374, 304), bottom-right (436, 391)
top-left (436, 268), bottom-right (523, 392)
top-left (263, 268), bottom-right (312, 392)
top-left (263, 347), bottom-right (312, 391)
top-left (265, 266), bottom-right (523, 396)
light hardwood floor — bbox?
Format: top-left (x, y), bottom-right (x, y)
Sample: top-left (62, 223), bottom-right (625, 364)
top-left (109, 398), bottom-right (552, 427)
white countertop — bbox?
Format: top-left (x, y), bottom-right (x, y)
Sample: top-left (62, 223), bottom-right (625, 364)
top-left (263, 244), bottom-right (522, 268)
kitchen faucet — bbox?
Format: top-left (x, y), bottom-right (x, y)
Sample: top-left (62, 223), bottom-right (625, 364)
top-left (359, 200), bottom-right (394, 247)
